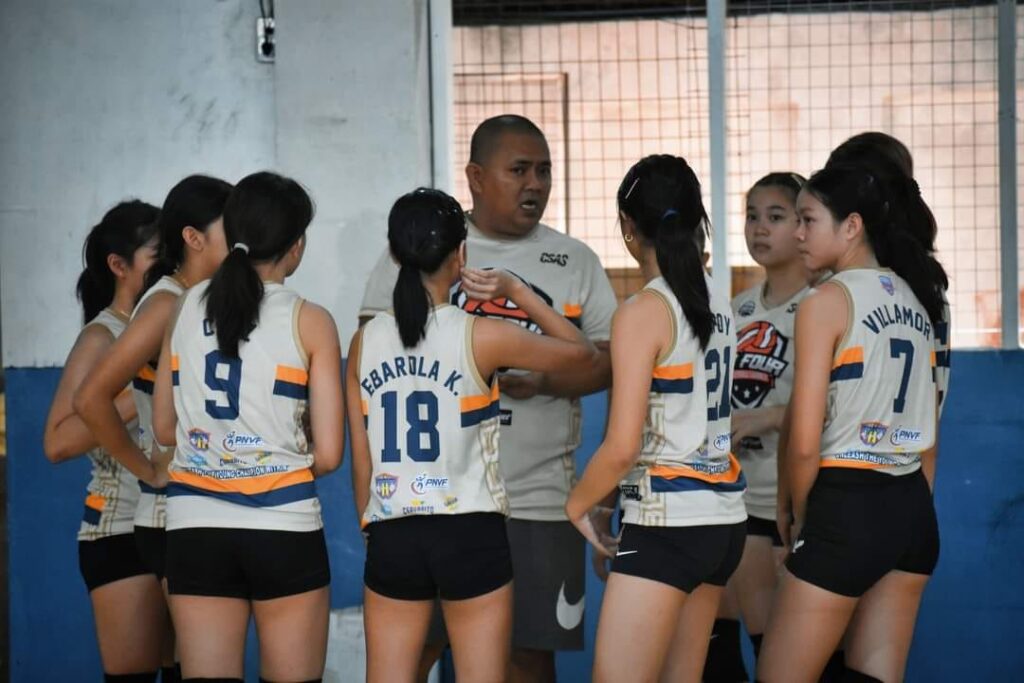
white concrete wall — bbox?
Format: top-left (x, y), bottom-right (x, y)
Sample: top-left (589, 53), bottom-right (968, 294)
top-left (0, 0), bottom-right (276, 367)
top-left (0, 0), bottom-right (434, 366)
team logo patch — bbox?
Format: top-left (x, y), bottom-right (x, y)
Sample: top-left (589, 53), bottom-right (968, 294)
top-left (713, 433), bottom-right (732, 452)
top-left (620, 484), bottom-right (642, 501)
top-left (879, 275), bottom-right (895, 295)
top-left (859, 422), bottom-right (888, 446)
top-left (375, 473), bottom-right (398, 500)
top-left (453, 270), bottom-right (553, 334)
top-left (411, 473), bottom-right (449, 494)
top-left (187, 453), bottom-right (208, 469)
top-left (733, 321), bottom-right (791, 408)
top-left (222, 430), bottom-right (264, 452)
top-left (187, 428), bottom-right (210, 451)
top-left (738, 300), bottom-right (756, 317)
top-left (889, 426), bottom-right (923, 447)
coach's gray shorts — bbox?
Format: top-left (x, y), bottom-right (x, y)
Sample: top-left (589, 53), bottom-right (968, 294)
top-left (427, 519), bottom-right (585, 651)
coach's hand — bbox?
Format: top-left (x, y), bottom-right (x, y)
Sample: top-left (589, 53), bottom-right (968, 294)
top-left (498, 371), bottom-right (544, 399)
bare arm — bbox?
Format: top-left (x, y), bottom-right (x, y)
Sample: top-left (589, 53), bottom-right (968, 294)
top-left (299, 302), bottom-right (345, 478)
top-left (786, 284), bottom-right (846, 528)
top-left (152, 300), bottom-right (187, 447)
top-left (74, 292), bottom-right (178, 485)
top-left (345, 328), bottom-right (372, 520)
top-left (566, 293), bottom-right (667, 548)
top-left (43, 325), bottom-right (138, 463)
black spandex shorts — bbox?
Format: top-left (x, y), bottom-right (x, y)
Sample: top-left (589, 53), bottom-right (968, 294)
top-left (746, 515), bottom-right (784, 547)
top-left (611, 521), bottom-right (746, 593)
top-left (133, 526), bottom-right (167, 580)
top-left (786, 467), bottom-right (939, 597)
top-left (165, 527), bottom-right (330, 600)
top-left (79, 533), bottom-right (149, 592)
top-left (364, 512), bottom-right (512, 601)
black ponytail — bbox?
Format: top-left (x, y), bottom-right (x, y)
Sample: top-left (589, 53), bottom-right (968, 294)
top-left (804, 166), bottom-right (948, 327)
top-left (76, 200), bottom-right (159, 323)
top-left (204, 172), bottom-right (313, 357)
top-left (144, 174), bottom-right (233, 295)
top-left (387, 188), bottom-right (467, 348)
top-left (618, 155), bottom-right (713, 349)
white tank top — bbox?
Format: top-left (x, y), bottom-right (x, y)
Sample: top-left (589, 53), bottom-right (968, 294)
top-left (78, 308), bottom-right (142, 540)
top-left (166, 281), bottom-right (321, 532)
top-left (730, 283), bottom-right (808, 520)
top-left (358, 305), bottom-right (506, 527)
top-left (619, 276), bottom-right (747, 527)
top-left (819, 269), bottom-right (938, 475)
top-left (131, 275), bottom-right (184, 528)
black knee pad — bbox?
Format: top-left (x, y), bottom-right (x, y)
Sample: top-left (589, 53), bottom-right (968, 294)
top-left (104, 673), bottom-right (157, 683)
top-left (841, 667), bottom-right (883, 683)
top-left (161, 664), bottom-right (182, 683)
top-left (819, 649), bottom-right (846, 682)
top-left (703, 618), bottom-right (749, 682)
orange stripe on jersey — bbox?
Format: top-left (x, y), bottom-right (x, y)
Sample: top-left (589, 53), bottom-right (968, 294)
top-left (563, 303), bottom-right (583, 318)
top-left (137, 365), bottom-right (156, 382)
top-left (275, 365), bottom-right (308, 385)
top-left (930, 350), bottom-right (937, 367)
top-left (652, 363), bottom-right (694, 380)
top-left (820, 458), bottom-right (890, 470)
top-left (169, 467), bottom-right (314, 496)
top-left (460, 382), bottom-right (500, 413)
top-left (84, 494), bottom-right (106, 512)
top-left (833, 346), bottom-right (864, 368)
top-left (649, 452), bottom-right (744, 484)
top-left (171, 355), bottom-right (180, 371)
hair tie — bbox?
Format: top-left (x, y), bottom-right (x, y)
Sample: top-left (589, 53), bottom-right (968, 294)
top-left (232, 243), bottom-right (250, 254)
top-left (662, 209), bottom-right (679, 221)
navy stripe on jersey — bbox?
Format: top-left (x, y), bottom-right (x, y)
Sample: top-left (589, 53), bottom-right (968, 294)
top-left (82, 506), bottom-right (101, 525)
top-left (138, 481), bottom-right (167, 495)
top-left (461, 401), bottom-right (501, 428)
top-left (830, 363), bottom-right (864, 381)
top-left (272, 380), bottom-right (308, 400)
top-left (132, 377), bottom-right (154, 394)
top-left (650, 377), bottom-right (694, 394)
top-left (650, 472), bottom-right (748, 494)
top-left (166, 480), bottom-right (317, 508)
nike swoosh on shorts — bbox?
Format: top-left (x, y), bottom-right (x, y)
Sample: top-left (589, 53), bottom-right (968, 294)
top-left (556, 581), bottom-right (585, 630)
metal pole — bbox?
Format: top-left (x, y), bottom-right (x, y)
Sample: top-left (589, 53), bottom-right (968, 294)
top-left (997, 0), bottom-right (1019, 349)
top-left (429, 0), bottom-right (454, 193)
top-left (708, 0), bottom-right (729, 299)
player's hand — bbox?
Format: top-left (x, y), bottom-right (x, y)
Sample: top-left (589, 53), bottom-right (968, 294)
top-left (145, 444), bottom-right (172, 490)
top-left (776, 497), bottom-right (793, 550)
top-left (588, 505), bottom-right (619, 581)
top-left (460, 267), bottom-right (524, 302)
top-left (499, 371), bottom-right (545, 399)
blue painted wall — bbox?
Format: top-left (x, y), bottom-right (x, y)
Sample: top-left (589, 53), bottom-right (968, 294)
top-left (7, 351), bottom-right (1024, 680)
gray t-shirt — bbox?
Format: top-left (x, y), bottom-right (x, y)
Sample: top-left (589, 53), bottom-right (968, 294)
top-left (359, 217), bottom-right (617, 520)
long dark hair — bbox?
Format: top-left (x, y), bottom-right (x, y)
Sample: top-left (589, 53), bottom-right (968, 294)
top-left (804, 165), bottom-right (947, 327)
top-left (143, 175), bottom-right (233, 293)
top-left (204, 172), bottom-right (313, 357)
top-left (387, 188), bottom-right (467, 348)
top-left (618, 155), bottom-right (713, 349)
top-left (77, 200), bottom-right (160, 323)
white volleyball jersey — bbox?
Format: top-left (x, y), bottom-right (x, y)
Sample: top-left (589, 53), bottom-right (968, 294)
top-left (131, 275), bottom-right (184, 528)
top-left (78, 308), bottom-right (142, 541)
top-left (730, 283), bottom-right (808, 520)
top-left (358, 305), bottom-right (506, 527)
top-left (819, 269), bottom-right (938, 475)
top-left (166, 281), bottom-right (321, 532)
top-left (360, 218), bottom-right (618, 521)
top-left (619, 276), bottom-right (747, 527)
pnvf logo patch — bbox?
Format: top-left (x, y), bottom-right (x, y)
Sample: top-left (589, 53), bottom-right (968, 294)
top-left (859, 422), bottom-right (888, 446)
top-left (879, 275), bottom-right (895, 296)
top-left (411, 473), bottom-right (450, 495)
top-left (713, 433), bottom-right (732, 452)
top-left (889, 426), bottom-right (923, 447)
top-left (375, 474), bottom-right (398, 500)
top-left (187, 428), bottom-right (211, 451)
top-left (222, 430), bottom-right (265, 452)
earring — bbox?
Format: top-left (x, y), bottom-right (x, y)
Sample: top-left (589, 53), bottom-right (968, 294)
top-left (624, 234), bottom-right (634, 243)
